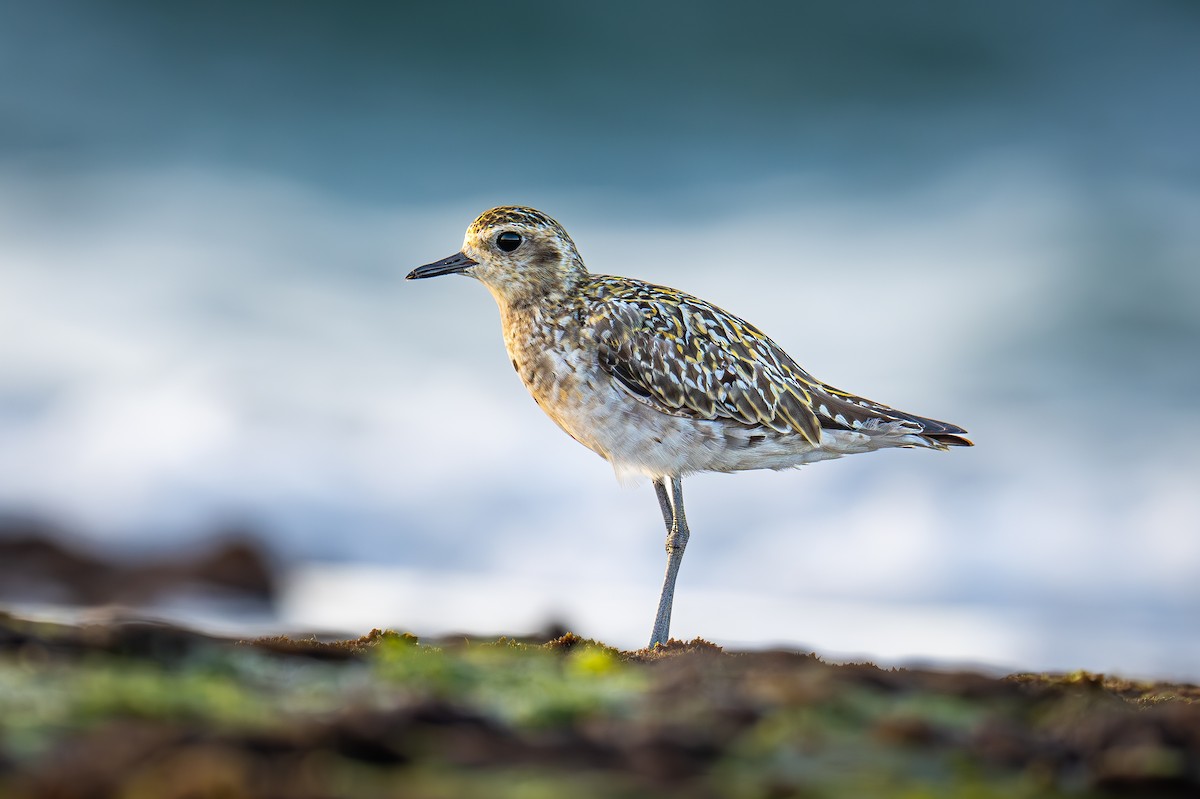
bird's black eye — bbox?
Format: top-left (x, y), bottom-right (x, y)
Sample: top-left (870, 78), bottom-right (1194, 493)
top-left (496, 231), bottom-right (523, 252)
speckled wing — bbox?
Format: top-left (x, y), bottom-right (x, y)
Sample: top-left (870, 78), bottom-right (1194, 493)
top-left (585, 277), bottom-right (826, 444)
top-left (585, 276), bottom-right (973, 449)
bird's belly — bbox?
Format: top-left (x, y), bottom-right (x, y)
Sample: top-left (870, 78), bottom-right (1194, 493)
top-left (517, 352), bottom-right (841, 480)
top-left (549, 384), bottom-right (718, 479)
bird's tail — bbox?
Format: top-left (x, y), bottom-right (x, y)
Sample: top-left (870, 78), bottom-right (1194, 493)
top-left (894, 409), bottom-right (973, 450)
top-left (923, 431), bottom-right (974, 449)
top-left (814, 386), bottom-right (973, 450)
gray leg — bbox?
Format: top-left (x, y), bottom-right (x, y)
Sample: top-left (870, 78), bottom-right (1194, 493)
top-left (649, 476), bottom-right (690, 648)
top-left (653, 477), bottom-right (673, 530)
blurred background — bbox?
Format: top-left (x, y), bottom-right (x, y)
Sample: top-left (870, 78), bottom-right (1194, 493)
top-left (1, 1), bottom-right (1197, 678)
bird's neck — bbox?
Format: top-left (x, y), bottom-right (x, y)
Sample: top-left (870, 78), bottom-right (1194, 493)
top-left (487, 262), bottom-right (588, 321)
top-left (493, 274), bottom-right (589, 368)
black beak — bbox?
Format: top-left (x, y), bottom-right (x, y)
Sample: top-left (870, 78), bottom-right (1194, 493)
top-left (406, 251), bottom-right (478, 280)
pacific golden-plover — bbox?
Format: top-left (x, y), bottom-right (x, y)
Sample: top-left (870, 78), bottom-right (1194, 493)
top-left (408, 206), bottom-right (972, 648)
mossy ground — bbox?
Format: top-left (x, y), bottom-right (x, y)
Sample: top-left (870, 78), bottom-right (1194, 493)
top-left (1, 611), bottom-right (1197, 798)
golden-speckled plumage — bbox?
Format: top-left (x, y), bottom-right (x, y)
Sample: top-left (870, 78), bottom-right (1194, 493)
top-left (410, 205), bottom-right (969, 481)
top-left (585, 276), bottom-right (969, 448)
top-left (408, 205), bottom-right (972, 645)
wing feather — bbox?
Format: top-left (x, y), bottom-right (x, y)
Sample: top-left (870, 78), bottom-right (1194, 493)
top-left (587, 278), bottom-right (824, 444)
top-left (585, 276), bottom-right (971, 448)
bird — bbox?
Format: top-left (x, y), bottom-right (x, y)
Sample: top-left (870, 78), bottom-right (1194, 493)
top-left (408, 206), bottom-right (972, 649)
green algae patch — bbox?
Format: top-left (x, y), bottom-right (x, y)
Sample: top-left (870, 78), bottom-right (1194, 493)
top-left (0, 641), bottom-right (363, 764)
top-left (370, 631), bottom-right (647, 729)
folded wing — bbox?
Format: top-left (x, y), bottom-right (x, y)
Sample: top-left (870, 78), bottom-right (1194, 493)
top-left (586, 277), bottom-right (971, 449)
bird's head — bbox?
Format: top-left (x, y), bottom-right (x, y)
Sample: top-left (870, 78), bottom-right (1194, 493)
top-left (407, 206), bottom-right (587, 307)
